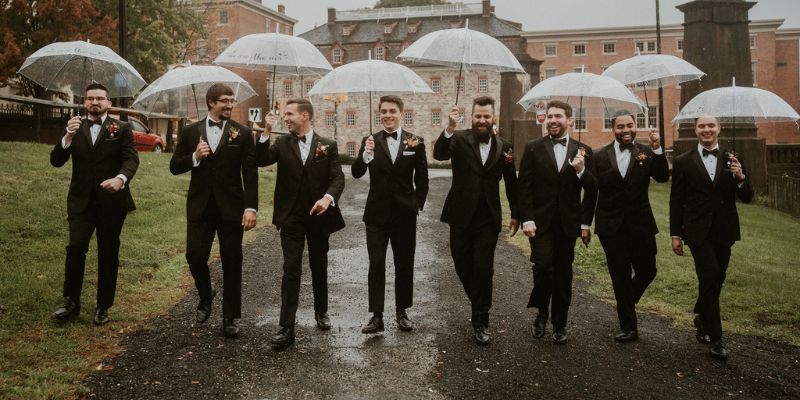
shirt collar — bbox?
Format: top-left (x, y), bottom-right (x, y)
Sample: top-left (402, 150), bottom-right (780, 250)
top-left (89, 114), bottom-right (108, 125)
top-left (385, 126), bottom-right (402, 137)
top-left (697, 142), bottom-right (720, 156)
top-left (300, 129), bottom-right (313, 145)
top-left (206, 116), bottom-right (226, 129)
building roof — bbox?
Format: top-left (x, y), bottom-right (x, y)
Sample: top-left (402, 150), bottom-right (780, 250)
top-left (521, 19), bottom-right (786, 41)
top-left (180, 0), bottom-right (297, 24)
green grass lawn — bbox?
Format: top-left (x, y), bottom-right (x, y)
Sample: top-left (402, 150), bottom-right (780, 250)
top-left (0, 142), bottom-right (275, 399)
top-left (503, 180), bottom-right (800, 345)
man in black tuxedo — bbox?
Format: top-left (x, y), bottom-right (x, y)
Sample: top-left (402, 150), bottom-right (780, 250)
top-left (170, 83), bottom-right (258, 338)
top-left (592, 112), bottom-right (669, 342)
top-left (256, 99), bottom-right (345, 348)
top-left (670, 115), bottom-right (753, 360)
top-left (352, 95), bottom-right (429, 334)
top-left (518, 100), bottom-right (597, 345)
top-left (433, 96), bottom-right (519, 345)
top-left (50, 83), bottom-right (139, 326)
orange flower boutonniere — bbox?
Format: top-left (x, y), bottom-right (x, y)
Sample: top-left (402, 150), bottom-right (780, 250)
top-left (315, 143), bottom-right (330, 159)
top-left (229, 126), bottom-right (240, 143)
top-left (107, 122), bottom-right (119, 138)
top-left (503, 149), bottom-right (514, 163)
top-left (635, 152), bottom-right (649, 166)
top-left (403, 135), bottom-right (422, 149)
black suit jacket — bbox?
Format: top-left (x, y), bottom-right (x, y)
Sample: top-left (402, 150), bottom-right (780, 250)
top-left (669, 147), bottom-right (754, 246)
top-left (517, 136), bottom-right (598, 238)
top-left (169, 118), bottom-right (258, 222)
top-left (433, 129), bottom-right (518, 232)
top-left (50, 116), bottom-right (138, 215)
top-left (256, 132), bottom-right (345, 234)
top-left (592, 141), bottom-right (669, 237)
top-left (351, 129), bottom-right (429, 225)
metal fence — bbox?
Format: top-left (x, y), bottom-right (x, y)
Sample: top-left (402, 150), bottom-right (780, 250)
top-left (768, 174), bottom-right (800, 217)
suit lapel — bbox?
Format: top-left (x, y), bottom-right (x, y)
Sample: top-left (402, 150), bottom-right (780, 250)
top-left (712, 148), bottom-right (725, 185)
top-left (394, 132), bottom-right (408, 164)
top-left (199, 119), bottom-right (209, 148)
top-left (690, 149), bottom-right (713, 186)
top-left (560, 138), bottom-right (577, 174)
top-left (215, 121), bottom-right (230, 154)
top-left (304, 134), bottom-right (318, 168)
top-left (544, 139), bottom-right (559, 174)
top-left (605, 143), bottom-right (619, 176)
top-left (484, 136), bottom-right (502, 171)
top-left (376, 132), bottom-right (392, 163)
top-left (625, 144), bottom-right (639, 181)
top-left (465, 131), bottom-right (484, 169)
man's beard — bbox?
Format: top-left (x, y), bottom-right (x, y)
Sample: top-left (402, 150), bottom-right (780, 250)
top-left (87, 107), bottom-right (105, 117)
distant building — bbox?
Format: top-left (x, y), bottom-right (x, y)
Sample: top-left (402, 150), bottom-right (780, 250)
top-left (297, 0), bottom-right (539, 159)
top-left (523, 19), bottom-right (800, 148)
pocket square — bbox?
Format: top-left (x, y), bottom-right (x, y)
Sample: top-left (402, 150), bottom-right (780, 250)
top-left (402, 151), bottom-right (415, 156)
top-left (104, 137), bottom-right (119, 141)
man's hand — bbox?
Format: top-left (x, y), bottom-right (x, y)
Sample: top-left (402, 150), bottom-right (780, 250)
top-left (522, 222), bottom-right (537, 238)
top-left (581, 228), bottom-right (591, 247)
top-left (649, 129), bottom-right (661, 150)
top-left (508, 218), bottom-right (519, 237)
top-left (729, 155), bottom-right (745, 181)
top-left (242, 210), bottom-right (257, 231)
top-left (446, 106), bottom-right (459, 133)
top-left (310, 196), bottom-right (332, 215)
top-left (672, 237), bottom-right (684, 256)
top-left (195, 138), bottom-right (210, 161)
top-left (64, 116), bottom-right (82, 146)
top-left (99, 177), bottom-right (124, 193)
top-left (365, 135), bottom-right (375, 154)
top-left (262, 111), bottom-right (275, 139)
top-left (570, 147), bottom-right (586, 174)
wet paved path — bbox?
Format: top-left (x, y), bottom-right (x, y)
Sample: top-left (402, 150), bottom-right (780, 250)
top-left (88, 169), bottom-right (799, 399)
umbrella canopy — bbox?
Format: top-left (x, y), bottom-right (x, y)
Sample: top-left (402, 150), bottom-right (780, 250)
top-left (132, 65), bottom-right (256, 118)
top-left (18, 40), bottom-right (146, 98)
top-left (213, 33), bottom-right (332, 75)
top-left (602, 53), bottom-right (705, 88)
top-left (674, 83), bottom-right (800, 123)
top-left (307, 59), bottom-right (432, 95)
top-left (518, 72), bottom-right (644, 117)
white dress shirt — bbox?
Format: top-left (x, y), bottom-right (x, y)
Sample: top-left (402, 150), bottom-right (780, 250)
top-left (61, 113), bottom-right (128, 187)
top-left (363, 127), bottom-right (403, 164)
top-left (698, 143), bottom-right (719, 181)
top-left (206, 117), bottom-right (226, 153)
top-left (614, 140), bottom-right (633, 179)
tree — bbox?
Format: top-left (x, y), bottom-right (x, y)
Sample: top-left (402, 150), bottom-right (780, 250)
top-left (374, 0), bottom-right (449, 7)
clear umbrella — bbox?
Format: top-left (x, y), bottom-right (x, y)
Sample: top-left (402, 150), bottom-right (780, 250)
top-left (397, 19), bottom-right (524, 104)
top-left (518, 69), bottom-right (644, 143)
top-left (18, 40), bottom-right (146, 99)
top-left (131, 64), bottom-right (256, 119)
top-left (307, 57), bottom-right (433, 134)
top-left (213, 33), bottom-right (332, 110)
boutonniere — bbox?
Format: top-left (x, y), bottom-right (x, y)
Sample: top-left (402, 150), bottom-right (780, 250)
top-left (315, 143), bottom-right (329, 159)
top-left (635, 151), bottom-right (649, 166)
top-left (403, 135), bottom-right (421, 149)
top-left (107, 122), bottom-right (119, 138)
top-left (722, 150), bottom-right (737, 169)
top-left (228, 126), bottom-right (240, 143)
top-left (503, 148), bottom-right (513, 163)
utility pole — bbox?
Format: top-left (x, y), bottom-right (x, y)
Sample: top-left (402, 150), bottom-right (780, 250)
top-left (656, 0), bottom-right (665, 146)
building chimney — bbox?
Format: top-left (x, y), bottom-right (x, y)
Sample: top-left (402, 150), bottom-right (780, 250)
top-left (482, 0), bottom-right (491, 17)
top-left (328, 8), bottom-right (336, 24)
top-left (277, 4), bottom-right (285, 14)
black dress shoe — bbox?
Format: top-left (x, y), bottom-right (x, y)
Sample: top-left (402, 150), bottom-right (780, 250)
top-left (315, 313), bottom-right (331, 331)
top-left (474, 326), bottom-right (490, 345)
top-left (552, 328), bottom-right (568, 345)
top-left (223, 318), bottom-right (240, 338)
top-left (195, 287), bottom-right (216, 324)
top-left (396, 309), bottom-right (413, 332)
top-left (613, 330), bottom-right (639, 343)
top-left (694, 315), bottom-right (711, 344)
top-left (53, 298), bottom-right (80, 322)
top-left (531, 311), bottom-right (548, 339)
top-left (93, 308), bottom-right (110, 326)
top-left (709, 340), bottom-right (729, 360)
top-left (361, 314), bottom-right (385, 334)
top-left (271, 326), bottom-right (295, 347)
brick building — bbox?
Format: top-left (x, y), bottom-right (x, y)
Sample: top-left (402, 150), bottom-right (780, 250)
top-left (295, 1), bottom-right (539, 159)
top-left (181, 0), bottom-right (296, 122)
top-left (523, 19), bottom-right (800, 149)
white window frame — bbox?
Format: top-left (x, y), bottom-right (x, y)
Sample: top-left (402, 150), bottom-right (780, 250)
top-left (431, 79), bottom-right (441, 93)
top-left (544, 68), bottom-right (557, 79)
top-left (676, 38), bottom-right (684, 52)
top-left (375, 46), bottom-right (385, 61)
top-left (750, 35), bottom-right (756, 49)
top-left (346, 112), bottom-right (356, 126)
top-left (218, 9), bottom-right (229, 25)
top-left (431, 110), bottom-right (441, 126)
top-left (478, 78), bottom-right (488, 93)
top-left (283, 81), bottom-right (293, 98)
top-left (346, 142), bottom-right (356, 157)
top-left (602, 42), bottom-right (616, 55)
top-left (403, 110), bottom-right (414, 126)
top-left (573, 42), bottom-right (587, 56)
top-left (332, 48), bottom-right (342, 64)
top-left (544, 43), bottom-right (557, 57)
top-left (326, 113), bottom-right (335, 127)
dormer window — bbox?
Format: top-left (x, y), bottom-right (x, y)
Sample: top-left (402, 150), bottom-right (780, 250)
top-left (375, 46), bottom-right (385, 61)
top-left (343, 26), bottom-right (352, 36)
top-left (448, 20), bottom-right (463, 29)
top-left (408, 25), bottom-right (417, 34)
top-left (332, 47), bottom-right (343, 64)
top-left (384, 24), bottom-right (393, 34)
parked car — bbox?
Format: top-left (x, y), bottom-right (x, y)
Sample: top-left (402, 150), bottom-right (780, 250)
top-left (110, 115), bottom-right (164, 153)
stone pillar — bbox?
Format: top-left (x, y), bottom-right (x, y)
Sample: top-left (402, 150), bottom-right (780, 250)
top-left (676, 0), bottom-right (767, 190)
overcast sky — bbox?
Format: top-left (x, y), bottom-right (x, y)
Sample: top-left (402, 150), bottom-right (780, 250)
top-left (261, 0), bottom-right (799, 35)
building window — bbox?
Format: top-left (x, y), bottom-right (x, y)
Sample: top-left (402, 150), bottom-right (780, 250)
top-left (384, 24), bottom-right (393, 34)
top-left (217, 39), bottom-right (228, 52)
top-left (750, 35), bottom-right (756, 49)
top-left (636, 40), bottom-right (657, 54)
top-left (573, 66), bottom-right (584, 73)
top-left (346, 142), bottom-right (356, 157)
top-left (283, 81), bottom-right (293, 98)
top-left (265, 19), bottom-right (271, 32)
top-left (478, 78), bottom-right (488, 93)
top-left (332, 48), bottom-right (342, 64)
top-left (636, 106), bottom-right (658, 129)
top-left (374, 112), bottom-right (381, 128)
top-left (408, 24), bottom-right (417, 34)
top-left (573, 43), bottom-right (586, 56)
top-left (603, 42), bottom-right (616, 54)
top-left (574, 107), bottom-right (586, 131)
top-left (346, 112), bottom-right (356, 126)
top-left (544, 44), bottom-right (557, 57)
top-left (455, 77), bottom-right (464, 93)
top-left (544, 68), bottom-right (557, 79)
top-left (603, 108), bottom-right (615, 130)
top-left (431, 78), bottom-right (441, 93)
top-left (458, 109), bottom-right (465, 126)
top-left (431, 110), bottom-right (441, 126)
top-left (403, 111), bottom-right (414, 126)
top-left (304, 81), bottom-right (314, 95)
top-left (196, 39), bottom-right (207, 61)
top-left (677, 38), bottom-right (684, 51)
top-left (752, 61), bottom-right (757, 86)
top-left (375, 46), bottom-right (385, 61)
top-left (219, 9), bottom-right (228, 25)
top-left (326, 112), bottom-right (335, 127)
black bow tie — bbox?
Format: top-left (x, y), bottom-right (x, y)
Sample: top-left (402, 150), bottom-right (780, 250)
top-left (702, 148), bottom-right (719, 157)
top-left (550, 136), bottom-right (567, 146)
top-left (384, 131), bottom-right (398, 140)
top-left (89, 119), bottom-right (103, 126)
top-left (290, 133), bottom-right (306, 142)
top-left (209, 119), bottom-right (224, 129)
top-left (618, 141), bottom-right (635, 151)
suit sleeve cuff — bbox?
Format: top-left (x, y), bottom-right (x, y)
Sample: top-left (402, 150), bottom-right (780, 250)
top-left (581, 224), bottom-right (590, 230)
top-left (244, 208), bottom-right (257, 215)
top-left (576, 169), bottom-right (585, 179)
top-left (522, 221), bottom-right (535, 227)
top-left (192, 153), bottom-right (201, 167)
top-left (324, 193), bottom-right (336, 207)
top-left (258, 135), bottom-right (268, 143)
top-left (671, 236), bottom-right (682, 240)
top-left (61, 135), bottom-right (72, 149)
top-left (115, 174), bottom-right (128, 189)
top-left (653, 146), bottom-right (664, 155)
top-left (362, 151), bottom-right (374, 164)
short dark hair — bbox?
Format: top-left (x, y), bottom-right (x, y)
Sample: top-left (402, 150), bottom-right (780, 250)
top-left (85, 83), bottom-right (109, 97)
top-left (287, 98), bottom-right (314, 119)
top-left (379, 95), bottom-right (403, 111)
top-left (206, 83), bottom-right (234, 109)
top-left (610, 110), bottom-right (636, 127)
top-left (546, 100), bottom-right (572, 118)
top-left (694, 115), bottom-right (719, 126)
top-left (472, 96), bottom-right (495, 112)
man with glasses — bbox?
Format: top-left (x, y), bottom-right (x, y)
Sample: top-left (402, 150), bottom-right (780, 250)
top-left (170, 83), bottom-right (258, 338)
top-left (50, 83), bottom-right (139, 326)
